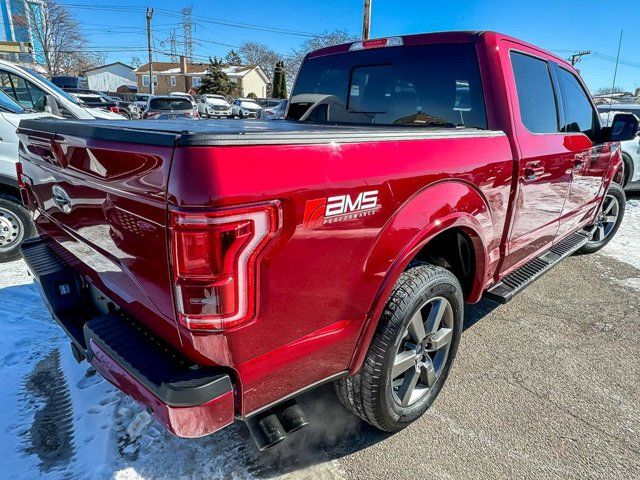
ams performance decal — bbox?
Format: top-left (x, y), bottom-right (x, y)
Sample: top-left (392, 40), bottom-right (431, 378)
top-left (303, 190), bottom-right (380, 228)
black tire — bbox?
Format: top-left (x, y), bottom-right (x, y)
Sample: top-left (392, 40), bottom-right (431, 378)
top-left (336, 264), bottom-right (463, 432)
top-left (0, 193), bottom-right (35, 263)
top-left (621, 153), bottom-right (634, 189)
top-left (239, 110), bottom-right (245, 119)
top-left (578, 182), bottom-right (625, 255)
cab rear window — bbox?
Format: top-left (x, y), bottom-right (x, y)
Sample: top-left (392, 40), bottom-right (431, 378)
top-left (289, 43), bottom-right (487, 129)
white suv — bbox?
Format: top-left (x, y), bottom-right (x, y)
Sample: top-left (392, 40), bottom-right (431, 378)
top-left (598, 104), bottom-right (640, 191)
top-left (0, 90), bottom-right (59, 261)
top-left (198, 94), bottom-right (232, 118)
top-left (231, 98), bottom-right (262, 118)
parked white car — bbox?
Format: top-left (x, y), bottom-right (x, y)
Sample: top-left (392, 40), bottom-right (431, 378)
top-left (598, 104), bottom-right (640, 191)
top-left (0, 90), bottom-right (59, 262)
top-left (0, 59), bottom-right (121, 120)
top-left (134, 93), bottom-right (152, 110)
top-left (231, 98), bottom-right (262, 118)
top-left (260, 99), bottom-right (287, 120)
top-left (198, 94), bottom-right (232, 118)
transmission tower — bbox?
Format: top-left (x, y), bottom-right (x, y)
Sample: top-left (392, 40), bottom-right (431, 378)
top-left (168, 29), bottom-right (178, 62)
top-left (182, 6), bottom-right (194, 61)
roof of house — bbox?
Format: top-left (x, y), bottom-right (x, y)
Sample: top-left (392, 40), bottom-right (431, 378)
top-left (83, 62), bottom-right (134, 74)
top-left (134, 62), bottom-right (267, 81)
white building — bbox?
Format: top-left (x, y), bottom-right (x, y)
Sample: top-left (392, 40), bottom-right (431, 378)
top-left (84, 62), bottom-right (136, 93)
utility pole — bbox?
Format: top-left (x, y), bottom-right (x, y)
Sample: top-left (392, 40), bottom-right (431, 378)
top-left (362, 0), bottom-right (372, 40)
top-left (146, 7), bottom-right (154, 95)
top-left (568, 50), bottom-right (591, 66)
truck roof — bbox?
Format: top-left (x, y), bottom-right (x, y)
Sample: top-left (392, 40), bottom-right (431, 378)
top-left (308, 30), bottom-right (571, 69)
top-left (18, 118), bottom-right (502, 147)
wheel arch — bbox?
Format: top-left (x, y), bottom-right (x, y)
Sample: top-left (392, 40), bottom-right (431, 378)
top-left (349, 180), bottom-right (494, 374)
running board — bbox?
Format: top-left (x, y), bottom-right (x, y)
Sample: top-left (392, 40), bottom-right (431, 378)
top-left (485, 232), bottom-right (590, 304)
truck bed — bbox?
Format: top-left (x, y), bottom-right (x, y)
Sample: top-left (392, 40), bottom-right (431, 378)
top-left (18, 118), bottom-right (501, 146)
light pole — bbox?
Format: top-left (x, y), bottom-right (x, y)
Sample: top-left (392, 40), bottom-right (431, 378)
top-left (362, 0), bottom-right (372, 40)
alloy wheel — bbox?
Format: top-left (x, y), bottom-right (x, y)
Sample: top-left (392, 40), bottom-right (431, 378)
top-left (588, 194), bottom-right (620, 243)
top-left (391, 297), bottom-right (454, 407)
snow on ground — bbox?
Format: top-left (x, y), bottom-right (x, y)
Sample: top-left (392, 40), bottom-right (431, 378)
top-left (597, 197), bottom-right (640, 289)
top-left (0, 260), bottom-right (344, 479)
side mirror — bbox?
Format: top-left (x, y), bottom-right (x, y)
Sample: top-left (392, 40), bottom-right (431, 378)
top-left (610, 113), bottom-right (639, 142)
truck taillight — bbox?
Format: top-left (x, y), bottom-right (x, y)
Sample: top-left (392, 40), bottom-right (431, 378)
top-left (170, 202), bottom-right (280, 331)
top-left (16, 161), bottom-right (25, 188)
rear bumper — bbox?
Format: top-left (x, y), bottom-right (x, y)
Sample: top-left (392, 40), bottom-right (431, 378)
top-left (21, 236), bottom-right (235, 438)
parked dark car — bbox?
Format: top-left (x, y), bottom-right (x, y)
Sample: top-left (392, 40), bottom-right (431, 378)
top-left (108, 96), bottom-right (140, 119)
top-left (142, 96), bottom-right (199, 120)
top-left (51, 75), bottom-right (88, 90)
top-left (63, 88), bottom-right (120, 115)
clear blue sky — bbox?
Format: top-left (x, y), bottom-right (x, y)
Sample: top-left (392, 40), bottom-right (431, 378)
top-left (63, 0), bottom-right (640, 92)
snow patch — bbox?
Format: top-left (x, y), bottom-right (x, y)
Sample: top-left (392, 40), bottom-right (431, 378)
top-left (598, 198), bottom-right (640, 271)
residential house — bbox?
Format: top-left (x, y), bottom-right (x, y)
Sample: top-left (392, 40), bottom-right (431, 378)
top-left (135, 56), bottom-right (269, 97)
top-left (84, 62), bottom-right (136, 93)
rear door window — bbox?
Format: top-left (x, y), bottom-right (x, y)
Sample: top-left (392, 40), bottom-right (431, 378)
top-left (510, 51), bottom-right (559, 134)
top-left (289, 43), bottom-right (487, 129)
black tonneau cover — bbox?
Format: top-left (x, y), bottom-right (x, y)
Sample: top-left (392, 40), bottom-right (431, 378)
top-left (18, 118), bottom-right (501, 147)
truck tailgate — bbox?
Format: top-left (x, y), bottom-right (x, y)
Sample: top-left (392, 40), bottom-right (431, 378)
top-left (17, 124), bottom-right (183, 349)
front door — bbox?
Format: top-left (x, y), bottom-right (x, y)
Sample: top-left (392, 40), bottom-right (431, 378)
top-left (500, 46), bottom-right (574, 274)
top-left (552, 65), bottom-right (611, 239)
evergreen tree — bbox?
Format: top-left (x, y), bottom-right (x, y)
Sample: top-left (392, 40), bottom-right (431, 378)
top-left (271, 61), bottom-right (287, 98)
top-left (278, 61), bottom-right (287, 98)
top-left (225, 50), bottom-right (242, 65)
top-left (198, 57), bottom-right (233, 96)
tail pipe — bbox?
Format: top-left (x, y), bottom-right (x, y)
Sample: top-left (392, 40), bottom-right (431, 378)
top-left (245, 399), bottom-right (309, 450)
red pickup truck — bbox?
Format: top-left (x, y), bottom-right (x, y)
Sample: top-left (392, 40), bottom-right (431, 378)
top-left (16, 31), bottom-right (637, 450)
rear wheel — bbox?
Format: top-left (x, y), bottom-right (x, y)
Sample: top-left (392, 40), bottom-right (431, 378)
top-left (0, 194), bottom-right (35, 262)
top-left (579, 183), bottom-right (625, 254)
top-left (335, 264), bottom-right (463, 431)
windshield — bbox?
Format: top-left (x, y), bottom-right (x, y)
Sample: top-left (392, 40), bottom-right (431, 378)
top-left (149, 98), bottom-right (192, 110)
top-left (288, 43), bottom-right (487, 129)
top-left (0, 89), bottom-right (25, 113)
top-left (23, 67), bottom-right (81, 105)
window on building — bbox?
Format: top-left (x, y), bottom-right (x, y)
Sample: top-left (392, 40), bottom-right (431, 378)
top-left (142, 75), bottom-right (158, 87)
top-left (556, 67), bottom-right (596, 138)
top-left (192, 76), bottom-right (201, 87)
top-left (510, 51), bottom-right (559, 134)
top-left (170, 76), bottom-right (176, 87)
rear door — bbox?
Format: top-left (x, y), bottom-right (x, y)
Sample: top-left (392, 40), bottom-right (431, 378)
top-left (499, 45), bottom-right (573, 273)
top-left (552, 64), bottom-right (610, 238)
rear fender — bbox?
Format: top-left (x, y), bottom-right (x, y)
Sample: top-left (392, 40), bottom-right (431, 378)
top-left (350, 181), bottom-right (493, 374)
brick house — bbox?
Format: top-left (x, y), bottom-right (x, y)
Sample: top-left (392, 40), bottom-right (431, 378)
top-left (134, 56), bottom-right (270, 97)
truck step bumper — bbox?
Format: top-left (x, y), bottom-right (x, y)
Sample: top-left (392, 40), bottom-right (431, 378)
top-left (485, 231), bottom-right (590, 303)
top-left (21, 236), bottom-right (235, 438)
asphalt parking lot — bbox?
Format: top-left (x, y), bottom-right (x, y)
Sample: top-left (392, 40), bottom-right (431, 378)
top-left (2, 196), bottom-right (639, 480)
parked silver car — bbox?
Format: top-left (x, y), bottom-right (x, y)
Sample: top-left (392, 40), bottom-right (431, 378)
top-left (598, 104), bottom-right (640, 190)
top-left (142, 96), bottom-right (199, 120)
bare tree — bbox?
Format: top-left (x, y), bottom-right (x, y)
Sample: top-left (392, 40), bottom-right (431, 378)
top-left (23, 0), bottom-right (103, 76)
top-left (238, 42), bottom-right (282, 81)
top-left (286, 29), bottom-right (358, 85)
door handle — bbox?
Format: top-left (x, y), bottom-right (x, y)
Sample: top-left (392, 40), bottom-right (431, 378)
top-left (523, 164), bottom-right (545, 181)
